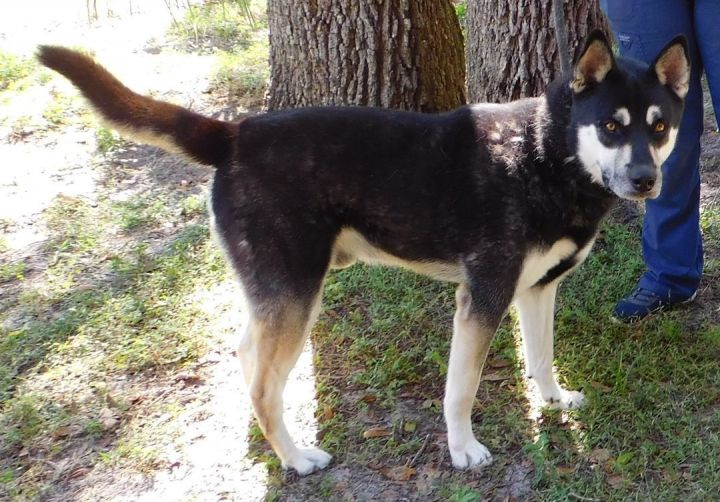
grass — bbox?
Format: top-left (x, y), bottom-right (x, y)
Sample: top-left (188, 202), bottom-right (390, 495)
top-left (0, 50), bottom-right (36, 92)
top-left (251, 207), bottom-right (719, 500)
top-left (3, 2), bottom-right (718, 497)
top-left (209, 43), bottom-right (269, 108)
top-left (168, 0), bottom-right (269, 108)
top-left (95, 127), bottom-right (125, 155)
top-left (168, 0), bottom-right (262, 53)
top-left (0, 167), bottom-right (226, 498)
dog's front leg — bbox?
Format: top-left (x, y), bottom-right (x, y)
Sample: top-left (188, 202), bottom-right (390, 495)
top-left (444, 283), bottom-right (497, 469)
top-left (514, 283), bottom-right (585, 409)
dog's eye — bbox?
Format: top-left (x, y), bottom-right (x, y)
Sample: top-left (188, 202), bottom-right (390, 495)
top-left (603, 120), bottom-right (619, 133)
top-left (654, 120), bottom-right (667, 133)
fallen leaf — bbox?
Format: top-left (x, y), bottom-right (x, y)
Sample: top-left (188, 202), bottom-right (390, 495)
top-left (606, 474), bottom-right (624, 488)
top-left (381, 465), bottom-right (416, 481)
top-left (323, 405), bottom-right (334, 420)
top-left (590, 381), bottom-right (612, 393)
top-left (53, 425), bottom-right (72, 438)
top-left (175, 373), bottom-right (204, 386)
top-left (418, 464), bottom-right (442, 478)
top-left (363, 426), bottom-right (392, 439)
top-left (105, 393), bottom-right (119, 408)
top-left (615, 451), bottom-right (634, 466)
top-left (487, 356), bottom-right (513, 368)
top-left (482, 372), bottom-right (511, 381)
top-left (99, 408), bottom-right (118, 430)
top-left (421, 399), bottom-right (441, 409)
top-left (68, 467), bottom-right (91, 479)
top-left (589, 448), bottom-right (611, 463)
top-left (359, 394), bottom-right (377, 404)
top-left (557, 464), bottom-right (578, 475)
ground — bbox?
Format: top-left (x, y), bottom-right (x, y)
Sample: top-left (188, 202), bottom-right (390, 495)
top-left (1, 2), bottom-right (719, 501)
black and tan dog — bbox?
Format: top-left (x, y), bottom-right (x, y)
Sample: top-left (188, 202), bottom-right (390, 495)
top-left (38, 31), bottom-right (689, 475)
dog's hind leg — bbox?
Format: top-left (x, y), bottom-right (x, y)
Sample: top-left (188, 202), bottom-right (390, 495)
top-left (444, 283), bottom-right (503, 469)
top-left (514, 283), bottom-right (585, 409)
top-left (243, 292), bottom-right (331, 475)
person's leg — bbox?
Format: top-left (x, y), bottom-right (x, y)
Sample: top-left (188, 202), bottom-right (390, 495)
top-left (604, 0), bottom-right (704, 320)
top-left (695, 0), bottom-right (720, 132)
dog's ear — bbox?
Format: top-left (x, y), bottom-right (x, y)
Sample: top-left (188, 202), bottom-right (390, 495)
top-left (651, 35), bottom-right (690, 99)
top-left (570, 30), bottom-right (615, 94)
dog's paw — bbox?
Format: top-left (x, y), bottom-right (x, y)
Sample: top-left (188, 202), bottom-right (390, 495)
top-left (449, 438), bottom-right (493, 470)
top-left (543, 389), bottom-right (585, 410)
top-left (283, 448), bottom-right (332, 476)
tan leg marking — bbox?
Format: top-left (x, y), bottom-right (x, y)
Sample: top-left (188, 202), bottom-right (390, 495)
top-left (444, 283), bottom-right (495, 469)
top-left (241, 296), bottom-right (332, 475)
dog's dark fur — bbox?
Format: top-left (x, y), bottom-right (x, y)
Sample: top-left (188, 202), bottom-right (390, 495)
top-left (38, 31), bottom-right (690, 474)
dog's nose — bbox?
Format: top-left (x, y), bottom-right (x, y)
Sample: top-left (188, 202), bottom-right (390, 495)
top-left (628, 163), bottom-right (657, 193)
top-left (630, 174), bottom-right (656, 192)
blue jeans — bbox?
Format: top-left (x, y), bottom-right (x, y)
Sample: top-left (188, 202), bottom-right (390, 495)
top-left (602, 0), bottom-right (720, 299)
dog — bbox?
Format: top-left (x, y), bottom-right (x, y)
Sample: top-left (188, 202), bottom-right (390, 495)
top-left (38, 30), bottom-right (689, 475)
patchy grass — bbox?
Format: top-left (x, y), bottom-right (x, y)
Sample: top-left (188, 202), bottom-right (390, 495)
top-left (0, 50), bottom-right (36, 92)
top-left (0, 261), bottom-right (26, 283)
top-left (168, 0), bottom-right (264, 53)
top-left (209, 43), bottom-right (269, 108)
top-left (95, 127), bottom-right (125, 155)
top-left (41, 93), bottom-right (78, 128)
top-left (166, 0), bottom-right (269, 108)
top-left (259, 209), bottom-right (720, 500)
top-left (3, 2), bottom-right (718, 498)
top-left (0, 160), bottom-right (226, 498)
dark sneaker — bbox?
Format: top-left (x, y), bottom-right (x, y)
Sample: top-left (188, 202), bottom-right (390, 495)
top-left (612, 287), bottom-right (697, 323)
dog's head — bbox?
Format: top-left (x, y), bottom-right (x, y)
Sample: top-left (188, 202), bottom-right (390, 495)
top-left (569, 31), bottom-right (689, 200)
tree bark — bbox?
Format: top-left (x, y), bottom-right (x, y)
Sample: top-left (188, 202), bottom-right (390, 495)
top-left (266, 0), bottom-right (465, 112)
top-left (466, 0), bottom-right (611, 103)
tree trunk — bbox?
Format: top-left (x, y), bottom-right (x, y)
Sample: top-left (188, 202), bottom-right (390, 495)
top-left (466, 0), bottom-right (610, 103)
top-left (266, 0), bottom-right (465, 112)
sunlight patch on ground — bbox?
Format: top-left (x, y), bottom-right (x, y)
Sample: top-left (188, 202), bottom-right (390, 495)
top-left (116, 279), bottom-right (323, 501)
top-left (511, 317), bottom-right (589, 464)
top-left (0, 137), bottom-right (98, 250)
top-left (0, 0), bottom-right (183, 56)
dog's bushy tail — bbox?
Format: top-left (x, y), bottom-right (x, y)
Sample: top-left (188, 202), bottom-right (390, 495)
top-left (37, 46), bottom-right (234, 166)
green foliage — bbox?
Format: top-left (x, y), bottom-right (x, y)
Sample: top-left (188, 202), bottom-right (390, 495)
top-left (41, 93), bottom-right (75, 128)
top-left (700, 206), bottom-right (720, 241)
top-left (443, 483), bottom-right (481, 502)
top-left (454, 1), bottom-right (467, 31)
top-left (0, 51), bottom-right (35, 91)
top-left (210, 44), bottom-right (269, 107)
top-left (304, 217), bottom-right (720, 499)
top-left (167, 0), bottom-right (269, 107)
top-left (0, 174), bottom-right (228, 494)
top-left (0, 261), bottom-right (25, 283)
top-left (95, 127), bottom-right (124, 154)
top-left (169, 0), bottom-right (261, 53)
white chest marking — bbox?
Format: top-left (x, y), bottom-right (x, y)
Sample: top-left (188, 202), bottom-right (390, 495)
top-left (514, 236), bottom-right (597, 296)
top-left (514, 238), bottom-right (577, 295)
